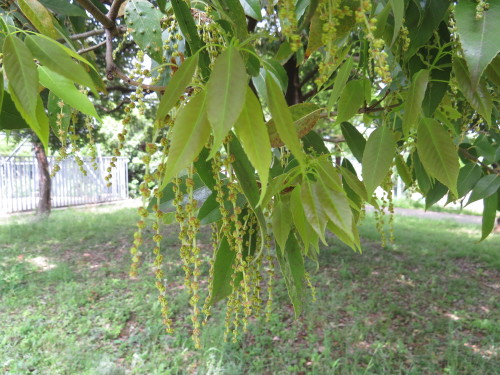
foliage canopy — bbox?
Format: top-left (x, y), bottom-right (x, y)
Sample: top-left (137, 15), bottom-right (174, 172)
top-left (1, 0), bottom-right (499, 346)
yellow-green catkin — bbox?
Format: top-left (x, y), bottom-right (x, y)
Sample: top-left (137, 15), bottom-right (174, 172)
top-left (265, 251), bottom-right (275, 322)
top-left (51, 100), bottom-right (69, 177)
top-left (475, 0), bottom-right (489, 19)
top-left (279, 0), bottom-right (301, 51)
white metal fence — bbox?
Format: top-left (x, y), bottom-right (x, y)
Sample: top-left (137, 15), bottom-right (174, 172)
top-left (0, 156), bottom-right (128, 213)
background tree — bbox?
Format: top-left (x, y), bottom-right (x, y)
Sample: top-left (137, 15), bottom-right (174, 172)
top-left (1, 0), bottom-right (498, 347)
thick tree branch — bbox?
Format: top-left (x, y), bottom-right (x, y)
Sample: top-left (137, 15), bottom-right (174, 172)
top-left (107, 0), bottom-right (126, 20)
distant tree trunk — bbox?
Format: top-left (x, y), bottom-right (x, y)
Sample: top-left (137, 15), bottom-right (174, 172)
top-left (34, 142), bottom-right (51, 216)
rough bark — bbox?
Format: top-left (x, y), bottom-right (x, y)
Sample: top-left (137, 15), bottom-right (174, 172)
top-left (34, 143), bottom-right (51, 216)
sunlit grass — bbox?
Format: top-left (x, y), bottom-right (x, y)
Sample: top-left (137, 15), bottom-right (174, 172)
top-left (0, 204), bottom-right (498, 374)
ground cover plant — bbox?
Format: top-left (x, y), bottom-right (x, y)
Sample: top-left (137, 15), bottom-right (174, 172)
top-left (1, 205), bottom-right (498, 374)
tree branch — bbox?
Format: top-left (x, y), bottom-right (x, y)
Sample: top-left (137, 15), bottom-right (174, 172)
top-left (70, 28), bottom-right (106, 40)
top-left (107, 0), bottom-right (126, 20)
top-left (78, 40), bottom-right (106, 54)
top-left (75, 0), bottom-right (115, 29)
top-left (458, 147), bottom-right (499, 175)
top-left (96, 99), bottom-right (131, 113)
top-left (300, 67), bottom-right (318, 87)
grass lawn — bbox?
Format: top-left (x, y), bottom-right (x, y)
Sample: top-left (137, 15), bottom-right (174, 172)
top-left (0, 204), bottom-right (498, 374)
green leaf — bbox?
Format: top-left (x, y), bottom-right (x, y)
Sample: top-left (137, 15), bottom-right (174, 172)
top-left (336, 79), bottom-right (364, 123)
top-left (402, 69), bottom-right (429, 136)
top-left (38, 66), bottom-right (100, 120)
top-left (161, 91), bottom-right (211, 187)
top-left (207, 46), bottom-right (248, 158)
top-left (17, 0), bottom-right (59, 39)
top-left (315, 157), bottom-right (343, 193)
top-left (395, 154), bottom-right (413, 188)
top-left (267, 103), bottom-right (322, 148)
top-left (417, 118), bottom-right (459, 197)
top-left (467, 174), bottom-right (500, 206)
top-left (425, 181), bottom-right (448, 209)
top-left (339, 165), bottom-right (368, 202)
top-left (455, 0), bottom-right (500, 89)
top-left (362, 127), bottom-right (396, 196)
top-left (216, 0), bottom-right (249, 40)
top-left (156, 54), bottom-right (199, 122)
top-left (39, 0), bottom-right (87, 17)
top-left (341, 122), bottom-right (366, 163)
top-left (272, 199), bottom-right (292, 253)
top-left (276, 233), bottom-right (306, 318)
top-left (198, 193), bottom-right (222, 225)
top-left (301, 178), bottom-right (327, 243)
top-left (290, 186), bottom-right (311, 253)
top-left (125, 0), bottom-right (163, 62)
top-left (25, 35), bottom-right (99, 95)
top-left (3, 35), bottom-right (38, 119)
top-left (453, 57), bottom-right (492, 126)
top-left (266, 74), bottom-right (307, 169)
top-left (0, 92), bottom-right (29, 130)
top-left (234, 87), bottom-right (271, 202)
top-left (194, 147), bottom-right (216, 190)
top-left (209, 236), bottom-right (237, 304)
top-left (413, 151), bottom-right (432, 194)
top-left (154, 174), bottom-right (207, 212)
top-left (457, 163), bottom-right (483, 198)
top-left (480, 192), bottom-right (498, 241)
top-left (389, 0), bottom-right (404, 46)
top-left (239, 0), bottom-right (262, 21)
top-left (0, 71), bottom-right (4, 114)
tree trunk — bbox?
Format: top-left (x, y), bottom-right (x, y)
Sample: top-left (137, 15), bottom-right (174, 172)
top-left (284, 55), bottom-right (303, 106)
top-left (34, 143), bottom-right (51, 216)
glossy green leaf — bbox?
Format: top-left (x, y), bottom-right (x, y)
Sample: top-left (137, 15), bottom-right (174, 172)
top-left (39, 0), bottom-right (87, 17)
top-left (301, 178), bottom-right (327, 243)
top-left (453, 57), bottom-right (492, 126)
top-left (403, 69), bottom-right (429, 136)
top-left (480, 192), bottom-right (498, 241)
top-left (267, 103), bottom-right (322, 148)
top-left (457, 163), bottom-right (483, 198)
top-left (389, 0), bottom-right (404, 46)
top-left (417, 118), bottom-right (459, 197)
top-left (266, 74), bottom-right (306, 168)
top-left (276, 233), bottom-right (306, 318)
top-left (336, 79), bottom-right (364, 124)
top-left (156, 54), bottom-right (199, 122)
top-left (362, 127), bottom-right (396, 197)
top-left (207, 46), bottom-right (247, 158)
top-left (341, 122), bottom-right (366, 163)
top-left (234, 87), bottom-right (271, 202)
top-left (239, 0), bottom-right (262, 21)
top-left (425, 181), bottom-right (448, 209)
top-left (0, 92), bottom-right (29, 130)
top-left (467, 174), bottom-right (500, 206)
top-left (25, 35), bottom-right (98, 95)
top-left (38, 66), bottom-right (100, 120)
top-left (161, 91), bottom-right (211, 188)
top-left (3, 35), bottom-right (38, 119)
top-left (455, 0), bottom-right (500, 89)
top-left (209, 236), bottom-right (237, 304)
top-left (272, 199), bottom-right (292, 254)
top-left (125, 0), bottom-right (163, 62)
top-left (18, 0), bottom-right (59, 39)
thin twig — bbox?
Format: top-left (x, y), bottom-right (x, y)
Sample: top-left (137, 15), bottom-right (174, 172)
top-left (322, 136), bottom-right (345, 143)
top-left (78, 40), bottom-right (106, 54)
top-left (458, 147), bottom-right (499, 175)
top-left (70, 29), bottom-right (106, 40)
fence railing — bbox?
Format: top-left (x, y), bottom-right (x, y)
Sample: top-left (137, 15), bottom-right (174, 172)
top-left (0, 156), bottom-right (128, 213)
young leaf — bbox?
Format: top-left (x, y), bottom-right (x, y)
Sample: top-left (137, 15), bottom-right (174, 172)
top-left (25, 35), bottom-right (99, 95)
top-left (301, 178), bottom-right (327, 243)
top-left (207, 46), bottom-right (248, 158)
top-left (455, 0), bottom-right (500, 89)
top-left (402, 69), bottom-right (429, 136)
top-left (3, 35), bottom-right (38, 119)
top-left (480, 192), bottom-right (498, 241)
top-left (272, 199), bottom-right (292, 254)
top-left (234, 87), bottom-right (272, 202)
top-left (17, 0), bottom-right (59, 39)
top-left (266, 73), bottom-right (306, 169)
top-left (239, 0), bottom-right (263, 21)
top-left (453, 57), bottom-right (492, 126)
top-left (362, 127), bottom-right (396, 197)
top-left (340, 122), bottom-right (366, 163)
top-left (417, 118), bottom-right (459, 197)
top-left (267, 103), bottom-right (322, 147)
top-left (276, 233), bottom-right (306, 318)
top-left (156, 54), bottom-right (199, 122)
top-left (161, 91), bottom-right (211, 188)
top-left (125, 0), bottom-right (163, 62)
top-left (466, 174), bottom-right (500, 206)
top-left (389, 0), bottom-right (404, 46)
top-left (336, 79), bottom-right (364, 123)
top-left (37, 67), bottom-right (100, 120)
top-left (327, 57), bottom-right (354, 111)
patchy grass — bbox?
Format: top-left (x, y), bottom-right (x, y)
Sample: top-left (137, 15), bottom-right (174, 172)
top-left (0, 204), bottom-right (498, 374)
